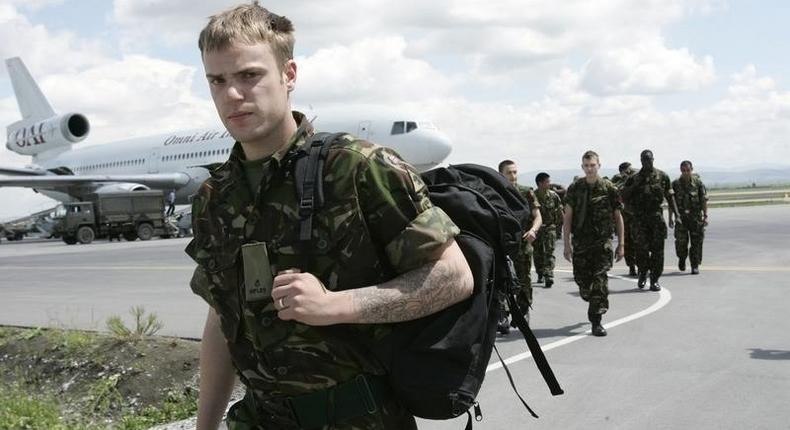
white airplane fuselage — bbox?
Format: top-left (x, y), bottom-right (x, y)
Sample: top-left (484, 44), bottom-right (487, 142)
top-left (29, 118), bottom-right (452, 205)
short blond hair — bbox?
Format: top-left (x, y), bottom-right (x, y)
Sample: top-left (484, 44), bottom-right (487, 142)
top-left (582, 150), bottom-right (599, 163)
top-left (198, 3), bottom-right (295, 70)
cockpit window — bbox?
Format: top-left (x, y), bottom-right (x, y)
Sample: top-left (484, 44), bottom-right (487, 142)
top-left (391, 121), bottom-right (404, 135)
top-left (391, 121), bottom-right (419, 135)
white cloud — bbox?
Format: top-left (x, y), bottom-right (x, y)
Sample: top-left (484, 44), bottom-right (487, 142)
top-left (581, 36), bottom-right (716, 95)
top-left (294, 36), bottom-right (455, 105)
top-left (0, 2), bottom-right (108, 77)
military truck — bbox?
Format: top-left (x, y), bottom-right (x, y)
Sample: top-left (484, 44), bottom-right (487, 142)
top-left (52, 191), bottom-right (174, 244)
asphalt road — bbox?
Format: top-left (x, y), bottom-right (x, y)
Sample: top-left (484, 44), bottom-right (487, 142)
top-left (1, 205), bottom-right (789, 429)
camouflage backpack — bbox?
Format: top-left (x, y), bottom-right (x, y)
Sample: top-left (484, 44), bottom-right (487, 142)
top-left (295, 133), bottom-right (563, 428)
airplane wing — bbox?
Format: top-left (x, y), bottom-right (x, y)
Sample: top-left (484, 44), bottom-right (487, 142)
top-left (0, 166), bottom-right (49, 176)
top-left (0, 172), bottom-right (190, 188)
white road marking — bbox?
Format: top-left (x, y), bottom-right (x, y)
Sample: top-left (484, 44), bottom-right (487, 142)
top-left (486, 273), bottom-right (672, 372)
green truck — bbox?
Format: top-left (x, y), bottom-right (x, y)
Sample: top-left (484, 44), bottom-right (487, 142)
top-left (52, 191), bottom-right (175, 244)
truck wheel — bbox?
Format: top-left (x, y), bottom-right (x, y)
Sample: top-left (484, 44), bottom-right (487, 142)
top-left (137, 223), bottom-right (154, 241)
top-left (63, 236), bottom-right (78, 245)
top-left (77, 226), bottom-right (95, 244)
top-left (123, 232), bottom-right (138, 241)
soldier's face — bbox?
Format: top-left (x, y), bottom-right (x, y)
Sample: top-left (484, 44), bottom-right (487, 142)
top-left (538, 178), bottom-right (551, 190)
top-left (680, 164), bottom-right (693, 179)
top-left (641, 152), bottom-right (654, 170)
top-left (582, 157), bottom-right (600, 179)
top-left (500, 164), bottom-right (518, 185)
top-left (203, 42), bottom-right (296, 148)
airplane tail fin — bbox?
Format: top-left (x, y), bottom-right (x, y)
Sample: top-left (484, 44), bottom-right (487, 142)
top-left (5, 57), bottom-right (56, 122)
top-left (4, 57), bottom-right (90, 158)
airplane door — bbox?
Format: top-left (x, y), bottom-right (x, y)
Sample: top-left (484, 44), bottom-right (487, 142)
top-left (147, 149), bottom-right (160, 173)
top-left (357, 121), bottom-right (371, 140)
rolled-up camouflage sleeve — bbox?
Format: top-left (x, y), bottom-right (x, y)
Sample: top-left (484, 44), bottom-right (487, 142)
top-left (357, 147), bottom-right (459, 274)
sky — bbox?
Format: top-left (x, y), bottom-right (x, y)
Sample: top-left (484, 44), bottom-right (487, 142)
top-left (1, 0), bottom-right (790, 219)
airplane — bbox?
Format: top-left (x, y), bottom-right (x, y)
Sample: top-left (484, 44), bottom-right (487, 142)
top-left (0, 57), bottom-right (453, 205)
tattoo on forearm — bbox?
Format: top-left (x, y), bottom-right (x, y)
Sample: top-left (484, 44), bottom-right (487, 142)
top-left (351, 259), bottom-right (467, 324)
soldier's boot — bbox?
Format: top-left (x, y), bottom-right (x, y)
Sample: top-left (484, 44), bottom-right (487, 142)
top-left (537, 274), bottom-right (544, 284)
top-left (497, 314), bottom-right (510, 335)
top-left (544, 277), bottom-right (553, 288)
top-left (649, 279), bottom-right (662, 291)
top-left (637, 271), bottom-right (647, 289)
top-left (589, 312), bottom-right (607, 337)
top-left (678, 258), bottom-right (686, 272)
top-left (691, 266), bottom-right (700, 275)
top-left (628, 265), bottom-right (637, 277)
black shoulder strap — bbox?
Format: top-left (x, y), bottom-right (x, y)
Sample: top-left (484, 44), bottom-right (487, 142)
top-left (507, 290), bottom-right (565, 397)
top-left (294, 132), bottom-right (346, 243)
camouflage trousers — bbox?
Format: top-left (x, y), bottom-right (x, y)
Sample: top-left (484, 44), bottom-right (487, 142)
top-left (515, 240), bottom-right (534, 310)
top-left (572, 240), bottom-right (613, 315)
top-left (533, 227), bottom-right (557, 280)
top-left (226, 387), bottom-right (417, 430)
top-left (675, 216), bottom-right (705, 267)
top-left (622, 212), bottom-right (637, 268)
top-left (633, 214), bottom-right (667, 281)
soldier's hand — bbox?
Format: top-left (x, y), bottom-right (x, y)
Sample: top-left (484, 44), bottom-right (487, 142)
top-left (563, 244), bottom-right (572, 262)
top-left (272, 269), bottom-right (347, 326)
top-left (668, 219), bottom-right (675, 229)
top-left (523, 229), bottom-right (537, 244)
top-left (615, 244), bottom-right (624, 262)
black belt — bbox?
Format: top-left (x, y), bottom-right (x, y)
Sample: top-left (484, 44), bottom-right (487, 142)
top-left (243, 374), bottom-right (391, 429)
top-left (288, 374), bottom-right (390, 429)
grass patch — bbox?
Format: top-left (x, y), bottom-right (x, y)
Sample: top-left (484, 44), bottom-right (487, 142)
top-left (106, 306), bottom-right (164, 340)
top-left (0, 382), bottom-right (85, 430)
top-left (0, 325), bottom-right (200, 429)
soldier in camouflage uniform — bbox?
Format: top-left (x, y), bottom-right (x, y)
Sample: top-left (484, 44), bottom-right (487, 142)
top-left (188, 5), bottom-right (473, 429)
top-left (622, 150), bottom-right (680, 291)
top-left (611, 162), bottom-right (637, 276)
top-left (532, 172), bottom-right (563, 288)
top-left (563, 151), bottom-right (624, 337)
top-left (669, 160), bottom-right (708, 275)
top-left (498, 160), bottom-right (542, 331)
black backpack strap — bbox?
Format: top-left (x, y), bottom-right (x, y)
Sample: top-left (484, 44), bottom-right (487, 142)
top-left (294, 132), bottom-right (346, 242)
top-left (507, 294), bottom-right (565, 397)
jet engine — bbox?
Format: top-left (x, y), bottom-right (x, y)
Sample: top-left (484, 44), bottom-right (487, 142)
top-left (6, 113), bottom-right (90, 156)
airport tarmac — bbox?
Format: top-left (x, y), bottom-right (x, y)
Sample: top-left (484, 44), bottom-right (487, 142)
top-left (1, 204), bottom-right (789, 429)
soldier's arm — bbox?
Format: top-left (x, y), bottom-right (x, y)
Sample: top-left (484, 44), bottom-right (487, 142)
top-left (342, 239), bottom-right (473, 324)
top-left (665, 175), bottom-right (680, 220)
top-left (272, 146), bottom-right (472, 326)
top-left (700, 181), bottom-right (709, 224)
top-left (524, 208), bottom-right (542, 242)
top-left (613, 208), bottom-right (624, 261)
top-left (562, 204), bottom-right (573, 262)
top-left (273, 239), bottom-right (473, 325)
top-left (196, 308), bottom-right (237, 430)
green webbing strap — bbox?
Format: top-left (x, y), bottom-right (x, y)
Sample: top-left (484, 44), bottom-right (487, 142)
top-left (289, 374), bottom-right (389, 428)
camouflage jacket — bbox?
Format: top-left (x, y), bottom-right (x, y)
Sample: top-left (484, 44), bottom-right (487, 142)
top-left (515, 184), bottom-right (541, 231)
top-left (611, 167), bottom-right (636, 215)
top-left (535, 188), bottom-right (563, 228)
top-left (185, 112), bottom-right (458, 404)
top-left (611, 167), bottom-right (636, 189)
top-left (565, 177), bottom-right (621, 244)
top-left (624, 168), bottom-right (673, 216)
top-left (672, 174), bottom-right (707, 219)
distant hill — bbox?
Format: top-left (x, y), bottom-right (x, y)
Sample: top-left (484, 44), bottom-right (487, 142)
top-left (518, 166), bottom-right (790, 189)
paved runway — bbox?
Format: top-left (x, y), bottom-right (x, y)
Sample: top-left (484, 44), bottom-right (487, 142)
top-left (2, 205), bottom-right (789, 429)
